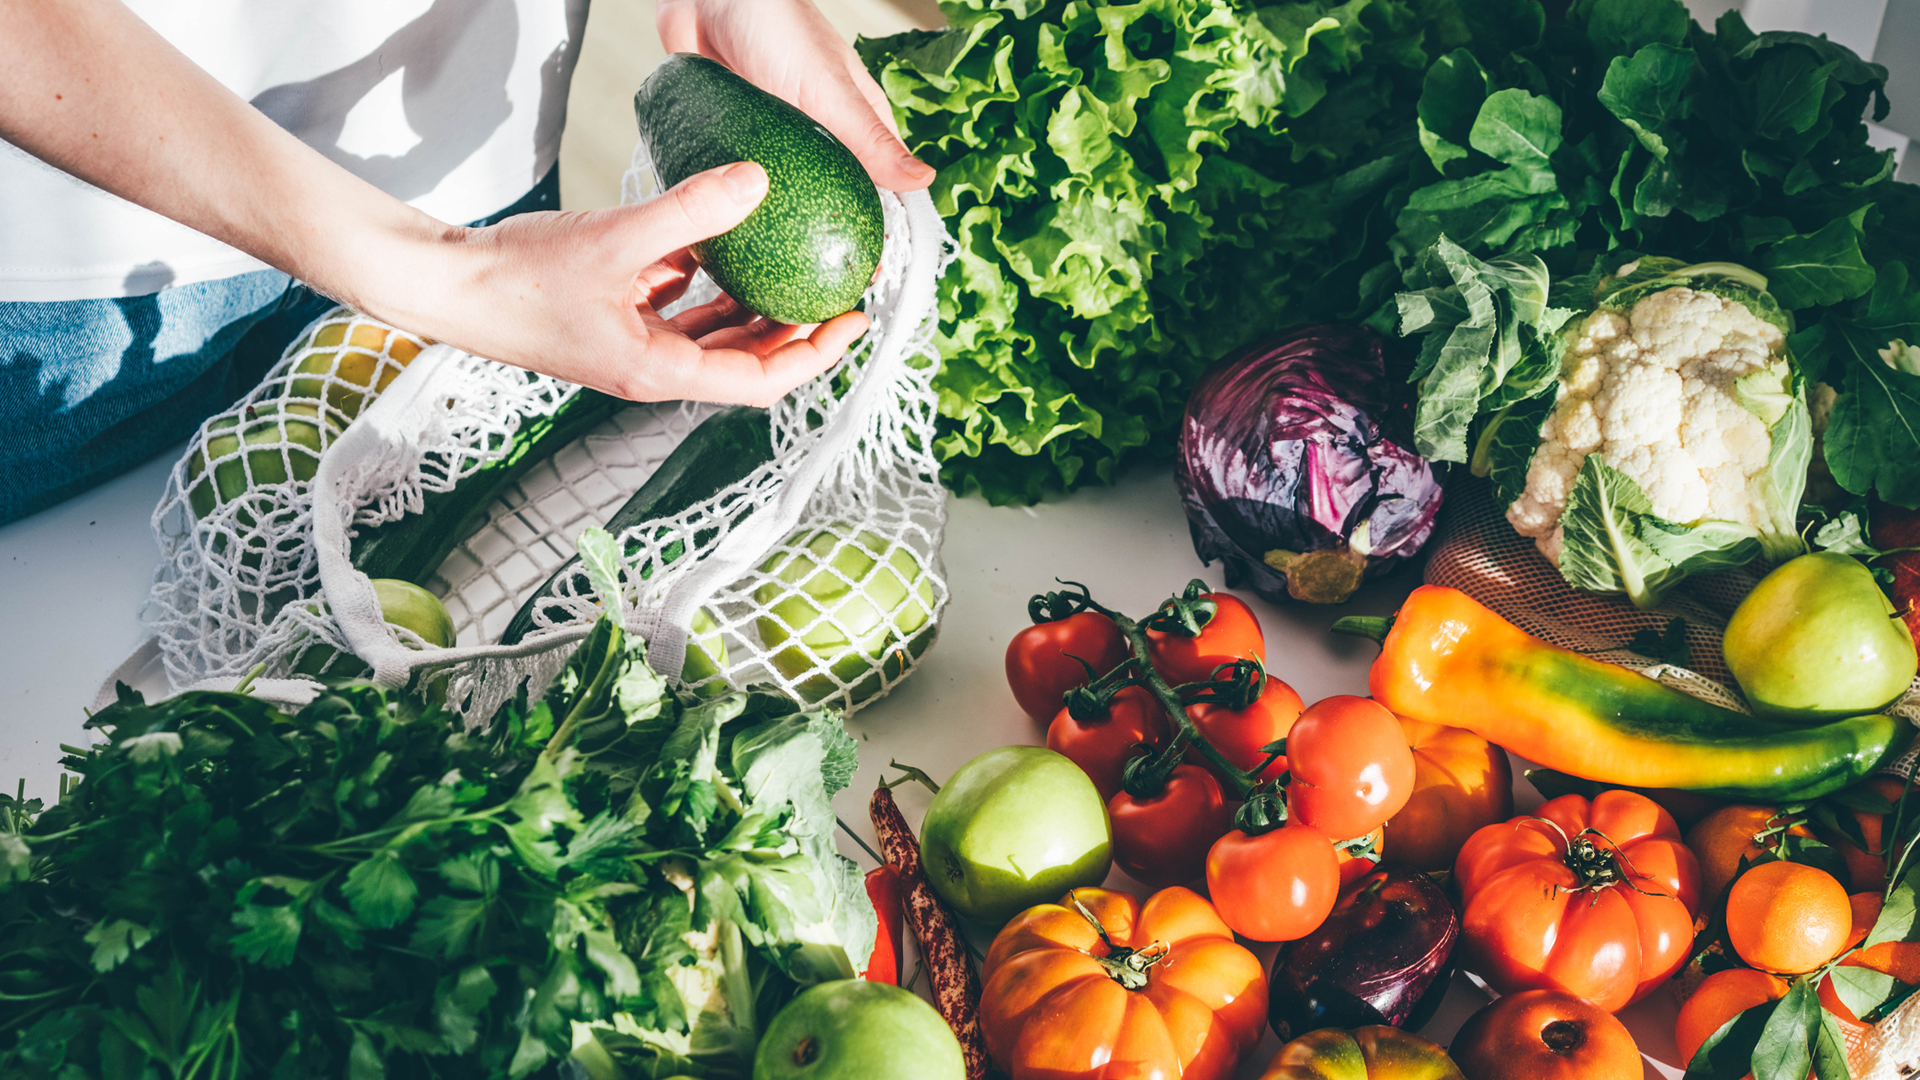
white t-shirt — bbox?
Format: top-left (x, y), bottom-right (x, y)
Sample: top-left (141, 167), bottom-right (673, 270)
top-left (0, 0), bottom-right (590, 302)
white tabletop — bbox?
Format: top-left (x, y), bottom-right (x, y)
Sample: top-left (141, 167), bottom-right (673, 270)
top-left (0, 447), bottom-right (1685, 1078)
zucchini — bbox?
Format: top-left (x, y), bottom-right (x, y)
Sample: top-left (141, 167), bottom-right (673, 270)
top-left (498, 406), bottom-right (774, 647)
top-left (351, 389), bottom-right (624, 584)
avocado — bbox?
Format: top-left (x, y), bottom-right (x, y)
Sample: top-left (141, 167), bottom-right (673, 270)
top-left (634, 54), bottom-right (885, 325)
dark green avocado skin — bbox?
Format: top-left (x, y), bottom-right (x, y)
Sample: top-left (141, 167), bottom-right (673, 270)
top-left (634, 54), bottom-right (884, 325)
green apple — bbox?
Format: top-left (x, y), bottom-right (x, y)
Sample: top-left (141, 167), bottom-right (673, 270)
top-left (920, 746), bottom-right (1112, 926)
top-left (187, 400), bottom-right (336, 519)
top-left (754, 526), bottom-right (936, 705)
top-left (293, 579), bottom-right (458, 677)
top-left (1724, 551), bottom-right (1918, 721)
top-left (754, 980), bottom-right (963, 1080)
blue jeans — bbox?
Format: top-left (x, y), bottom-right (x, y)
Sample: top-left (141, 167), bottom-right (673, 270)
top-left (0, 168), bottom-right (559, 525)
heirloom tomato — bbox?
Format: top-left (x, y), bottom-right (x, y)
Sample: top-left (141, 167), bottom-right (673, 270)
top-left (1257, 1026), bottom-right (1464, 1080)
top-left (1186, 674), bottom-right (1302, 784)
top-left (1380, 717), bottom-right (1511, 873)
top-left (1047, 685), bottom-right (1169, 805)
top-left (1147, 591), bottom-right (1264, 686)
top-left (1454, 791), bottom-right (1702, 1011)
top-left (1007, 611), bottom-right (1131, 723)
top-left (1288, 696), bottom-right (1416, 842)
top-left (980, 886), bottom-right (1267, 1080)
top-left (1108, 764), bottom-right (1234, 887)
top-left (1206, 823), bottom-right (1340, 942)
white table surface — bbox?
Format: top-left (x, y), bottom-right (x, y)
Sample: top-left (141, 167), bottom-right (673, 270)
top-left (0, 448), bottom-right (1686, 1078)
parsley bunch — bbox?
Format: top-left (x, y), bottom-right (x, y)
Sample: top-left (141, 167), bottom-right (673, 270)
top-left (0, 614), bottom-right (870, 1080)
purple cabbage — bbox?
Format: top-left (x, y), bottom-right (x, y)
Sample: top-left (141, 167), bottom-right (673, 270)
top-left (1176, 324), bottom-right (1443, 604)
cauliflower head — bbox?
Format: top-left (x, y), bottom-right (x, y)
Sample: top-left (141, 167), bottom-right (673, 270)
top-left (1508, 286), bottom-right (1793, 565)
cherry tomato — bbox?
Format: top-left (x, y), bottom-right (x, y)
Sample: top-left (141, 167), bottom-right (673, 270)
top-left (1109, 764), bottom-right (1234, 888)
top-left (1186, 674), bottom-right (1303, 785)
top-left (1205, 822), bottom-right (1339, 942)
top-left (1147, 591), bottom-right (1264, 687)
top-left (1046, 684), bottom-right (1170, 804)
top-left (1006, 611), bottom-right (1131, 723)
top-left (1288, 695), bottom-right (1416, 841)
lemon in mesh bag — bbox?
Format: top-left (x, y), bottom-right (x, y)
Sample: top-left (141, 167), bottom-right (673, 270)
top-left (283, 309), bottom-right (430, 424)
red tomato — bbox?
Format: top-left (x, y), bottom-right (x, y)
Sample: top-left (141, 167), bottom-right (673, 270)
top-left (1455, 790), bottom-right (1703, 1011)
top-left (1287, 695), bottom-right (1417, 841)
top-left (1185, 674), bottom-right (1303, 785)
top-left (1006, 611), bottom-right (1131, 723)
top-left (1205, 822), bottom-right (1339, 942)
top-left (1109, 764), bottom-right (1234, 888)
top-left (1147, 591), bottom-right (1264, 687)
top-left (1046, 685), bottom-right (1170, 804)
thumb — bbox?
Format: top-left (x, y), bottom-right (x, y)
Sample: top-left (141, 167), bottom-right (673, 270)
top-left (634, 161), bottom-right (769, 258)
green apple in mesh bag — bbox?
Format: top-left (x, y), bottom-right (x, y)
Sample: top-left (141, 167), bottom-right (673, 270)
top-left (754, 526), bottom-right (935, 704)
top-left (292, 579), bottom-right (458, 677)
top-left (186, 400), bottom-right (337, 519)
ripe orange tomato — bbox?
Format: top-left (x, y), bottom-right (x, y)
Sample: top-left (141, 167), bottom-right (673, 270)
top-left (1148, 591), bottom-right (1264, 687)
top-left (1449, 990), bottom-right (1641, 1080)
top-left (1380, 716), bottom-right (1512, 873)
top-left (1206, 822), bottom-right (1340, 942)
top-left (1287, 696), bottom-right (1416, 841)
top-left (1257, 1026), bottom-right (1465, 1079)
top-left (1454, 790), bottom-right (1702, 1011)
top-left (979, 886), bottom-right (1268, 1080)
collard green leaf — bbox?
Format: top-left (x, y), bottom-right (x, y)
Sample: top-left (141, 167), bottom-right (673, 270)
top-left (1418, 49), bottom-right (1489, 174)
top-left (1597, 44), bottom-right (1696, 161)
top-left (1758, 207), bottom-right (1876, 310)
top-left (1572, 0), bottom-right (1690, 58)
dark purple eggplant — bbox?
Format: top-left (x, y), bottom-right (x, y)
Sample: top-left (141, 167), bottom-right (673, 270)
top-left (1267, 868), bottom-right (1460, 1043)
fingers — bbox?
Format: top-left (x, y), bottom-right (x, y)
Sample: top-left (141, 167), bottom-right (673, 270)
top-left (666, 292), bottom-right (753, 339)
top-left (810, 68), bottom-right (934, 192)
top-left (632, 161), bottom-right (768, 261)
top-left (680, 311), bottom-right (870, 406)
top-left (634, 247), bottom-right (702, 309)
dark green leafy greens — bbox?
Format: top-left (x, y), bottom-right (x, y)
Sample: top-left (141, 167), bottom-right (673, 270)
top-left (859, 0), bottom-right (1468, 503)
top-left (0, 610), bottom-right (869, 1080)
top-left (1381, 0), bottom-right (1920, 513)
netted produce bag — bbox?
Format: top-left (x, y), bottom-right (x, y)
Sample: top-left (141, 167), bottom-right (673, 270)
top-left (141, 174), bottom-right (954, 722)
top-left (1428, 478), bottom-right (1920, 1078)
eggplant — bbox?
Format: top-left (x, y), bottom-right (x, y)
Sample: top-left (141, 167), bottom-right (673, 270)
top-left (1267, 868), bottom-right (1460, 1042)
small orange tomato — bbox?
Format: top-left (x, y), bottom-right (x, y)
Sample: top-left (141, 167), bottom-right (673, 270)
top-left (1288, 696), bottom-right (1416, 841)
top-left (1380, 716), bottom-right (1511, 873)
top-left (979, 886), bottom-right (1268, 1080)
top-left (1207, 823), bottom-right (1341, 942)
top-left (1257, 1026), bottom-right (1465, 1079)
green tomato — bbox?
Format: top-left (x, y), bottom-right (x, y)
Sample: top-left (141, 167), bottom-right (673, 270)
top-left (753, 980), bottom-right (964, 1080)
top-left (187, 400), bottom-right (336, 519)
top-left (919, 745), bottom-right (1112, 926)
top-left (1724, 551), bottom-right (1918, 720)
top-left (754, 527), bottom-right (936, 705)
top-left (293, 579), bottom-right (457, 677)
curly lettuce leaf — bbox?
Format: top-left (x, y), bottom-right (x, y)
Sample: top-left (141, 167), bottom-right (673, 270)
top-left (862, 0), bottom-right (1454, 503)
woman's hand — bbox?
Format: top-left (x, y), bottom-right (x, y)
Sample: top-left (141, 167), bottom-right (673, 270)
top-left (397, 161), bottom-right (867, 406)
top-left (657, 0), bottom-right (935, 192)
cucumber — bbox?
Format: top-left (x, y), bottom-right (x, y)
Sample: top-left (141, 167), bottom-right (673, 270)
top-left (498, 406), bottom-right (775, 647)
top-left (634, 54), bottom-right (884, 324)
top-left (351, 389), bottom-right (624, 584)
